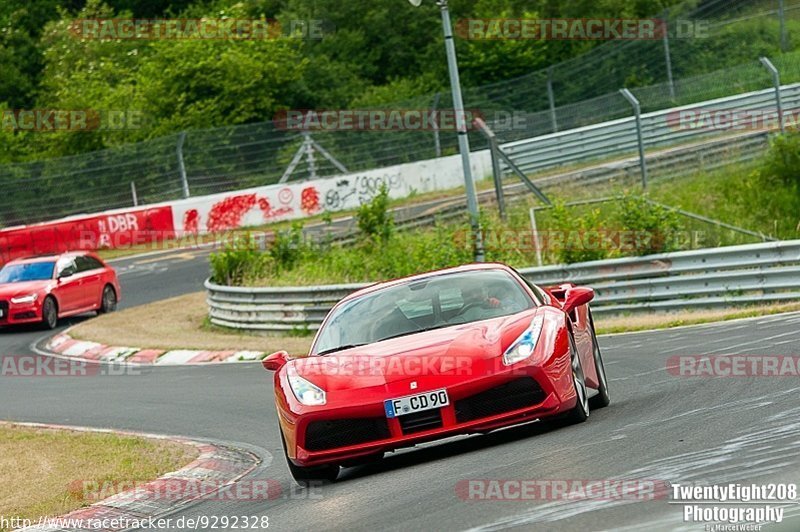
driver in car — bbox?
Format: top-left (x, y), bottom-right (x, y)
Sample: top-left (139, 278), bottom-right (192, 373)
top-left (459, 285), bottom-right (501, 314)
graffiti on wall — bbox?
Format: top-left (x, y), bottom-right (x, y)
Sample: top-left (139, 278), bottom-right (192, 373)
top-left (174, 173), bottom-right (402, 236)
top-left (323, 173), bottom-right (402, 211)
top-left (0, 149), bottom-right (491, 262)
top-left (180, 187), bottom-right (305, 235)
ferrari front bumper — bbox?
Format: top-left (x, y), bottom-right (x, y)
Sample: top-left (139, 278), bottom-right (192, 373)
top-left (285, 363), bottom-right (576, 467)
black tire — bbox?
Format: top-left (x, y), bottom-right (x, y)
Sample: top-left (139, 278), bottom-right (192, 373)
top-left (41, 296), bottom-right (58, 330)
top-left (564, 329), bottom-right (589, 424)
top-left (98, 285), bottom-right (117, 314)
top-left (588, 311), bottom-right (611, 409)
top-left (281, 432), bottom-right (338, 486)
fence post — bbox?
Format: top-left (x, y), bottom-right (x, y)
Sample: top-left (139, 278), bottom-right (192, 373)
top-left (529, 207), bottom-right (543, 267)
top-left (130, 181), bottom-right (138, 207)
top-left (662, 9), bottom-right (675, 99)
top-left (473, 118), bottom-right (506, 219)
top-left (432, 92), bottom-right (442, 158)
top-left (759, 56), bottom-right (785, 133)
top-left (488, 135), bottom-right (506, 221)
top-left (547, 66), bottom-right (558, 133)
top-left (778, 0), bottom-right (787, 52)
top-left (304, 132), bottom-right (317, 180)
top-left (619, 88), bottom-right (648, 189)
top-left (177, 131), bottom-right (190, 198)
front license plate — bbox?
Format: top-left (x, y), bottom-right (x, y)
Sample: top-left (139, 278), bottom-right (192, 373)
top-left (384, 389), bottom-right (449, 418)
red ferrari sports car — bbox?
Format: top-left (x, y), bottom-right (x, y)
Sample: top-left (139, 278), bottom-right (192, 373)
top-left (263, 263), bottom-right (610, 484)
top-left (0, 251), bottom-right (121, 329)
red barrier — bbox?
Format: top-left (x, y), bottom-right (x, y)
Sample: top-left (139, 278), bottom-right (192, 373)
top-left (0, 206), bottom-right (175, 266)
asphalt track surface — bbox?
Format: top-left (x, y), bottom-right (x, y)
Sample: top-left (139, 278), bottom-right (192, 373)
top-left (2, 248), bottom-right (800, 531)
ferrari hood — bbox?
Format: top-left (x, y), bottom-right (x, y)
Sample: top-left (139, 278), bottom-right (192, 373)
top-left (291, 309), bottom-right (539, 391)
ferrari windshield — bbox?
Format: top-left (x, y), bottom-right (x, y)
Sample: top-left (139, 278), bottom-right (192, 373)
top-left (0, 262), bottom-right (55, 283)
top-left (313, 269), bottom-right (535, 355)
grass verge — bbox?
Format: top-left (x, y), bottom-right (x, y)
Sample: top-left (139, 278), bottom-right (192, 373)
top-left (68, 292), bottom-right (314, 355)
top-left (0, 424), bottom-right (197, 530)
top-left (595, 302), bottom-right (800, 335)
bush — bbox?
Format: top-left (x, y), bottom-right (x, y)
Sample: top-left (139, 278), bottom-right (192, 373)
top-left (209, 235), bottom-right (265, 286)
top-left (356, 184), bottom-right (393, 242)
top-left (762, 130), bottom-right (800, 185)
top-left (548, 202), bottom-right (609, 264)
top-left (615, 194), bottom-right (683, 256)
top-left (269, 221), bottom-right (306, 271)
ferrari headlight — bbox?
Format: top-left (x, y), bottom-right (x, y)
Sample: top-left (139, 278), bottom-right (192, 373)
top-left (10, 294), bottom-right (38, 305)
top-left (288, 370), bottom-right (326, 406)
top-left (502, 315), bottom-right (545, 366)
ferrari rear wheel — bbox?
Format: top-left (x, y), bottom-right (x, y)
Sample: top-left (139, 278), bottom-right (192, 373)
top-left (588, 311), bottom-right (610, 409)
top-left (281, 433), bottom-right (339, 486)
top-left (41, 297), bottom-right (58, 330)
top-left (565, 330), bottom-right (589, 424)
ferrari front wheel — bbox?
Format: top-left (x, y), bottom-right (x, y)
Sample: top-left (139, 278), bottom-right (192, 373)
top-left (565, 330), bottom-right (589, 424)
top-left (281, 433), bottom-right (339, 486)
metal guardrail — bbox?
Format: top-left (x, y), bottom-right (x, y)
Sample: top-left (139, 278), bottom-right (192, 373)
top-left (205, 281), bottom-right (367, 333)
top-left (206, 240), bottom-right (800, 333)
top-left (501, 84), bottom-right (800, 177)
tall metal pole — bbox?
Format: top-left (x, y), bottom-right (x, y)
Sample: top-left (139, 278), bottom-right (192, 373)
top-left (547, 66), bottom-right (558, 133)
top-left (432, 92), bottom-right (442, 158)
top-left (778, 0), bottom-right (787, 53)
top-left (438, 0), bottom-right (484, 261)
top-left (474, 118), bottom-right (506, 220)
top-left (620, 88), bottom-right (648, 189)
top-left (303, 133), bottom-right (317, 180)
top-left (529, 207), bottom-right (543, 268)
top-left (177, 131), bottom-right (190, 198)
top-left (662, 10), bottom-right (675, 99)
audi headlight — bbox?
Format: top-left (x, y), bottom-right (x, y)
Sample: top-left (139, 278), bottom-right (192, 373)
top-left (288, 370), bottom-right (326, 406)
top-left (502, 315), bottom-right (545, 366)
top-left (10, 294), bottom-right (38, 305)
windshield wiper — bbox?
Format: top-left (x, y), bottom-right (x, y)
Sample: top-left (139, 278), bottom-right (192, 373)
top-left (316, 343), bottom-right (368, 356)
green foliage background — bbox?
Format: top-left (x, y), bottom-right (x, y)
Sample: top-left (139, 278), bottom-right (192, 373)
top-left (1, 0), bottom-right (793, 164)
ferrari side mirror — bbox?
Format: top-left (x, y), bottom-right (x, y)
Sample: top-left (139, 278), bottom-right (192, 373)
top-left (262, 350), bottom-right (290, 371)
top-left (561, 287), bottom-right (594, 315)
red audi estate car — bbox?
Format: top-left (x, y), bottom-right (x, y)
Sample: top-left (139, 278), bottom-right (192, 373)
top-left (263, 263), bottom-right (610, 484)
top-left (0, 252), bottom-right (120, 329)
